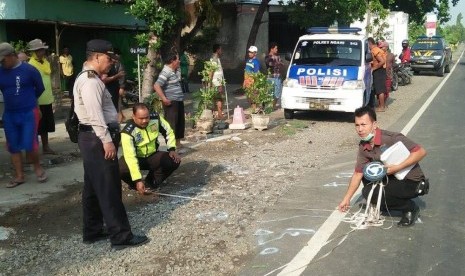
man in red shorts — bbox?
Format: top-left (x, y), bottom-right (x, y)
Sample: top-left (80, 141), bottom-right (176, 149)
top-left (0, 42), bottom-right (47, 188)
top-left (368, 38), bottom-right (386, 112)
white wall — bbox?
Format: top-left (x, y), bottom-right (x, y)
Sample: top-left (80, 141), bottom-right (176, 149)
top-left (351, 11), bottom-right (409, 57)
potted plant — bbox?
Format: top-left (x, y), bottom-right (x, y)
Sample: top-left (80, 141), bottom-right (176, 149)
top-left (144, 92), bottom-right (164, 114)
top-left (192, 60), bottom-right (220, 133)
top-left (243, 71), bottom-right (274, 130)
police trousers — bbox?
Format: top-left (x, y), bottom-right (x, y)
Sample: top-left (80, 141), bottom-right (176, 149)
top-left (78, 131), bottom-right (133, 244)
top-left (119, 151), bottom-right (180, 189)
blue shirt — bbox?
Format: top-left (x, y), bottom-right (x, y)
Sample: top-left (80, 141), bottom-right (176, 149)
top-left (245, 58), bottom-right (260, 73)
top-left (0, 62), bottom-right (44, 112)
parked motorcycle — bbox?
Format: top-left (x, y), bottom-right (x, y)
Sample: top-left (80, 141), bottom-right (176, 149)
top-left (122, 79), bottom-right (140, 108)
top-left (393, 62), bottom-right (413, 87)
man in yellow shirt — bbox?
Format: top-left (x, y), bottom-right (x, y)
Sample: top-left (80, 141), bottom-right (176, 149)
top-left (59, 46), bottom-right (74, 96)
top-left (28, 38), bottom-right (56, 155)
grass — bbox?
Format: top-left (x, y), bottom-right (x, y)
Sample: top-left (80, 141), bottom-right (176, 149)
top-left (277, 120), bottom-right (308, 136)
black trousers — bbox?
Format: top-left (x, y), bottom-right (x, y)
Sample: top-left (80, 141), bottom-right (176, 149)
top-left (362, 175), bottom-right (419, 212)
top-left (119, 151), bottom-right (180, 188)
top-left (78, 131), bottom-right (132, 244)
top-left (163, 101), bottom-right (185, 139)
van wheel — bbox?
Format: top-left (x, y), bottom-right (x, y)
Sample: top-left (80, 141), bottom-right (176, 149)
top-left (437, 65), bottom-right (445, 77)
top-left (284, 109), bottom-right (294, 119)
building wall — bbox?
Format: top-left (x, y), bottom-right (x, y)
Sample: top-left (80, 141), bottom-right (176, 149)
top-left (0, 0), bottom-right (143, 27)
top-left (0, 0), bottom-right (143, 79)
top-left (193, 4), bottom-right (269, 83)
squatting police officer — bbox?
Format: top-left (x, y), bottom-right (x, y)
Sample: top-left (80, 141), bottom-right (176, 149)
top-left (119, 103), bottom-right (181, 195)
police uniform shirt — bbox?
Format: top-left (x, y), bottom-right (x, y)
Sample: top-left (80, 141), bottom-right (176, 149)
top-left (73, 64), bottom-right (118, 144)
top-left (355, 128), bottom-right (425, 182)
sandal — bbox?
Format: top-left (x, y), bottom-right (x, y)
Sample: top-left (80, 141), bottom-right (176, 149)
top-left (7, 179), bottom-right (25, 188)
top-left (36, 171), bottom-right (48, 183)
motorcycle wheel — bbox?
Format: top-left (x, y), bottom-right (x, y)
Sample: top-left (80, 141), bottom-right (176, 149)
top-left (398, 74), bottom-right (405, 86)
top-left (405, 75), bottom-right (412, 84)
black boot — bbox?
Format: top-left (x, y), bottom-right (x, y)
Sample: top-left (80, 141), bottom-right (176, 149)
top-left (398, 203), bottom-right (420, 227)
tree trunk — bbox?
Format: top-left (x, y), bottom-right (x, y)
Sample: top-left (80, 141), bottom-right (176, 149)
top-left (245, 0), bottom-right (270, 60)
top-left (141, 34), bottom-right (160, 101)
top-left (141, 51), bottom-right (157, 101)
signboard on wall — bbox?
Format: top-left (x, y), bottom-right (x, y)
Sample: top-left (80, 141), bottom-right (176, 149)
top-left (425, 13), bottom-right (437, 37)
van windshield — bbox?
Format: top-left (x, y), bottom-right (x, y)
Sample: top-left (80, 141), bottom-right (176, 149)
top-left (411, 39), bottom-right (443, 51)
top-left (292, 39), bottom-right (362, 66)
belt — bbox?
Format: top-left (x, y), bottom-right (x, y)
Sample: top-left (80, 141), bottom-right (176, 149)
top-left (78, 124), bottom-right (94, 132)
top-left (79, 124), bottom-right (120, 132)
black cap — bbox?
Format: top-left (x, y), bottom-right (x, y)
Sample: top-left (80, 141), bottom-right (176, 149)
top-left (86, 39), bottom-right (116, 59)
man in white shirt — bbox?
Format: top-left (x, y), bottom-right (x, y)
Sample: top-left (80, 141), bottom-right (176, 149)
top-left (210, 44), bottom-right (225, 119)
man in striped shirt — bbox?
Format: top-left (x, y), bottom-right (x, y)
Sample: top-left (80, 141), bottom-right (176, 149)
top-left (153, 51), bottom-right (185, 150)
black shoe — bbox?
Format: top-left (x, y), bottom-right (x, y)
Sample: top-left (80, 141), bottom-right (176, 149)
top-left (416, 179), bottom-right (430, 196)
top-left (83, 232), bottom-right (110, 244)
top-left (398, 204), bottom-right (420, 227)
top-left (111, 235), bottom-right (149, 250)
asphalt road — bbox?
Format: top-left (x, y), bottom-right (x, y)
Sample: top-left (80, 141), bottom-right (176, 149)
top-left (240, 54), bottom-right (465, 275)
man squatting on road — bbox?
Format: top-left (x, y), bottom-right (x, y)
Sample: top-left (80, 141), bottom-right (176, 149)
top-left (73, 39), bottom-right (148, 250)
top-left (119, 103), bottom-right (181, 195)
top-left (338, 106), bottom-right (428, 227)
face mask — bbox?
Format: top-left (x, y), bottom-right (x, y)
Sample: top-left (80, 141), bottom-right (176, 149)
top-left (361, 132), bottom-right (374, 142)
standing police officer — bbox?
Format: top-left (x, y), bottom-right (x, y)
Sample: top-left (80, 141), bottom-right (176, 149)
top-left (73, 39), bottom-right (148, 250)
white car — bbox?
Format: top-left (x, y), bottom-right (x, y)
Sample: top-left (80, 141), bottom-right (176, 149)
top-left (282, 27), bottom-right (373, 119)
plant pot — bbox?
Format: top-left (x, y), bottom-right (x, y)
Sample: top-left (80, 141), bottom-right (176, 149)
top-left (251, 114), bottom-right (270, 131)
top-left (196, 109), bottom-right (214, 134)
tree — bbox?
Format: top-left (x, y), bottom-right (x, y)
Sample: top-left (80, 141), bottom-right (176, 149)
top-left (245, 0), bottom-right (270, 59)
top-left (282, 0), bottom-right (462, 29)
top-left (380, 0), bottom-right (461, 24)
top-left (103, 0), bottom-right (222, 100)
top-left (280, 0), bottom-right (367, 28)
top-left (439, 13), bottom-right (465, 46)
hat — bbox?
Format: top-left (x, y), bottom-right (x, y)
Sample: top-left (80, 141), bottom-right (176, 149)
top-left (248, 45), bottom-right (258, 53)
top-left (27, 39), bottom-right (49, 51)
top-left (0, 42), bottom-right (15, 62)
top-left (86, 39), bottom-right (116, 59)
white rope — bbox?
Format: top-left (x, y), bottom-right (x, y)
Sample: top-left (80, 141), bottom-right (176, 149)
top-left (342, 179), bottom-right (392, 230)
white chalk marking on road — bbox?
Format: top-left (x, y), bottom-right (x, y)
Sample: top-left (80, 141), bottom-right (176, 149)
top-left (277, 209), bottom-right (347, 275)
top-left (323, 182), bottom-right (348, 187)
top-left (155, 192), bottom-right (213, 202)
top-left (275, 51), bottom-right (465, 276)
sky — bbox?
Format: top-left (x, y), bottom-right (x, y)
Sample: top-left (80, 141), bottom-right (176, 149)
top-left (448, 0), bottom-right (465, 25)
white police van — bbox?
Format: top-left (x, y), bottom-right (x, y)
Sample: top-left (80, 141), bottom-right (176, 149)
top-left (282, 27), bottom-right (373, 119)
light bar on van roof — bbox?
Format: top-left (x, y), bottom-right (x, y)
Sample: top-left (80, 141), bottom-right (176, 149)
top-left (417, 35), bottom-right (443, 39)
top-left (307, 27), bottom-right (362, 34)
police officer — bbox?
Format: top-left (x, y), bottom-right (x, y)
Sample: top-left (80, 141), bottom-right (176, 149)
top-left (119, 103), bottom-right (181, 195)
top-left (74, 39), bottom-right (148, 250)
top-left (337, 106), bottom-right (428, 227)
